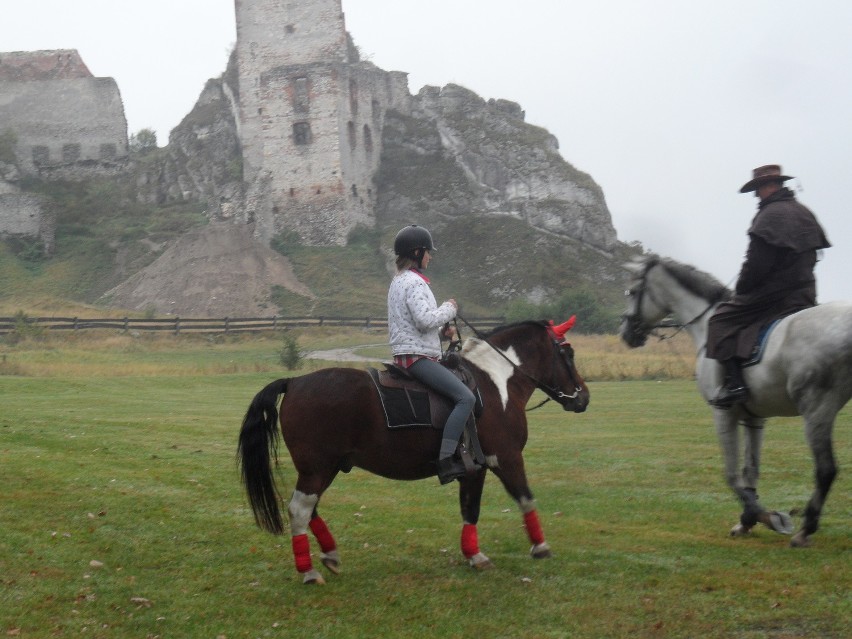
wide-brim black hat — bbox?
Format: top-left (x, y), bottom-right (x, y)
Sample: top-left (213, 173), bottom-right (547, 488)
top-left (740, 164), bottom-right (794, 193)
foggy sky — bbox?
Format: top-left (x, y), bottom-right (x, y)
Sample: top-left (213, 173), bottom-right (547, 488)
top-left (3, 0), bottom-right (850, 301)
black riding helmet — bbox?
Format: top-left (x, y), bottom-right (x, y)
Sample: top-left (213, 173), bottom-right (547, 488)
top-left (393, 225), bottom-right (436, 259)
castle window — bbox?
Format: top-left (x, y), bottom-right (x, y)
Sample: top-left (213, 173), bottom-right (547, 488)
top-left (371, 99), bottom-right (381, 124)
top-left (363, 125), bottom-right (373, 153)
top-left (62, 143), bottom-right (81, 163)
top-left (292, 122), bottom-right (312, 145)
top-left (285, 24), bottom-right (295, 34)
top-left (293, 76), bottom-right (309, 114)
top-left (32, 145), bottom-right (50, 166)
top-left (347, 121), bottom-right (356, 149)
top-left (349, 79), bottom-right (358, 115)
top-left (99, 143), bottom-right (117, 160)
top-left (351, 184), bottom-right (358, 196)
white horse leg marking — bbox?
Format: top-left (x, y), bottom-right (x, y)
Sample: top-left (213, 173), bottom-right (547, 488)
top-left (288, 491), bottom-right (325, 584)
top-left (288, 490), bottom-right (318, 535)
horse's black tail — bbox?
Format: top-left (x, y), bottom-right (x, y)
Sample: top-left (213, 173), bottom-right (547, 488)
top-left (237, 378), bottom-right (289, 535)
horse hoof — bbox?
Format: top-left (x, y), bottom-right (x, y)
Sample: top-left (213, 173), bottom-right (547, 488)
top-left (468, 553), bottom-right (495, 571)
top-left (321, 551), bottom-right (341, 575)
top-left (764, 511), bottom-right (794, 535)
top-left (790, 532), bottom-right (811, 548)
top-left (729, 523), bottom-right (752, 537)
top-left (530, 542), bottom-right (552, 559)
top-left (302, 569), bottom-right (326, 585)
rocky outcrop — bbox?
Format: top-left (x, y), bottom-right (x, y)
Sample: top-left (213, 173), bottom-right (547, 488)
top-left (133, 54), bottom-right (243, 220)
top-left (376, 84), bottom-right (616, 252)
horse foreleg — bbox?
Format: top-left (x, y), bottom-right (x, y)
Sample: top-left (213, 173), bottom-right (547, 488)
top-left (493, 457), bottom-right (551, 559)
top-left (715, 413), bottom-right (762, 536)
top-left (520, 498), bottom-right (551, 558)
top-left (791, 418), bottom-right (838, 547)
top-left (288, 490), bottom-right (325, 584)
top-left (458, 470), bottom-right (493, 570)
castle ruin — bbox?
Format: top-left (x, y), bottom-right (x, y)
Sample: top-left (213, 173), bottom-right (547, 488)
top-left (234, 0), bottom-right (410, 245)
top-left (0, 49), bottom-right (128, 252)
top-left (0, 49), bottom-right (128, 179)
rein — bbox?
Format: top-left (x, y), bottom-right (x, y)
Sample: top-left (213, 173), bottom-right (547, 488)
top-left (455, 315), bottom-right (583, 411)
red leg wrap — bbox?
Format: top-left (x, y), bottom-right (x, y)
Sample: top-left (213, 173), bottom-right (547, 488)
top-left (523, 510), bottom-right (545, 545)
top-left (461, 523), bottom-right (480, 558)
top-left (309, 516), bottom-right (336, 553)
top-left (291, 533), bottom-right (312, 573)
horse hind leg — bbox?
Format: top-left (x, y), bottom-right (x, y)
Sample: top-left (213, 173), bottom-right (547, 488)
top-left (309, 511), bottom-right (341, 574)
top-left (288, 490), bottom-right (326, 584)
top-left (791, 417), bottom-right (838, 548)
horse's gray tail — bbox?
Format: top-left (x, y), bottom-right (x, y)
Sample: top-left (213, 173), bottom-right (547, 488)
top-left (237, 378), bottom-right (289, 535)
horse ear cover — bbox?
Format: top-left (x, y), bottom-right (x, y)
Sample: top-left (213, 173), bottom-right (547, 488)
top-left (550, 316), bottom-right (576, 339)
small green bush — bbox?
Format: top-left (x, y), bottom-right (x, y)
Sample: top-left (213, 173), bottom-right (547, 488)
top-left (278, 332), bottom-right (303, 370)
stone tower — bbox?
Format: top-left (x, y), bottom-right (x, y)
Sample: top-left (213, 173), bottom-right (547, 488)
top-left (234, 0), bottom-right (410, 246)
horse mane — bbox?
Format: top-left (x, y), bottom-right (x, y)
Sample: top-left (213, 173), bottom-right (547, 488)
top-left (480, 320), bottom-right (550, 339)
top-left (634, 255), bottom-right (732, 303)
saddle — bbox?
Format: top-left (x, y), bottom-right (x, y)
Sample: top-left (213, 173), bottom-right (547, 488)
top-left (367, 359), bottom-right (486, 470)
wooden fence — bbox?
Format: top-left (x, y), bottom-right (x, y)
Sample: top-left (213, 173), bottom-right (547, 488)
top-left (0, 315), bottom-right (506, 336)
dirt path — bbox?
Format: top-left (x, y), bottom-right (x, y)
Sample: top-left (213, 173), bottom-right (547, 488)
top-left (304, 344), bottom-right (386, 362)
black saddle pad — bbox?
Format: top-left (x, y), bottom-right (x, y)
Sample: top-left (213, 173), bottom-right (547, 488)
top-left (368, 366), bottom-right (466, 429)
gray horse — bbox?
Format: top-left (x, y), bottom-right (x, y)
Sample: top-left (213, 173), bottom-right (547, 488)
top-left (621, 255), bottom-right (851, 547)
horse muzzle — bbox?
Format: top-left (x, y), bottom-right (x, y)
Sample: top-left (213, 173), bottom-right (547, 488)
top-left (559, 387), bottom-right (589, 413)
top-left (619, 317), bottom-right (648, 348)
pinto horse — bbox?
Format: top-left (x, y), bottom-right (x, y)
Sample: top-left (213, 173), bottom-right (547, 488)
top-left (621, 255), bottom-right (852, 546)
top-left (238, 320), bottom-right (589, 584)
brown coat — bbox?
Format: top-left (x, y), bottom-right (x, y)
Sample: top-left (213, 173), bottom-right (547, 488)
top-left (706, 188), bottom-right (830, 361)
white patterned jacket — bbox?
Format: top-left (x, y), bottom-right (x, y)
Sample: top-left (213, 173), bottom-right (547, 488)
top-left (387, 269), bottom-right (456, 358)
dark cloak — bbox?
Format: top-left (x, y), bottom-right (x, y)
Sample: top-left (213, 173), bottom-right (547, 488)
top-left (706, 188), bottom-right (830, 361)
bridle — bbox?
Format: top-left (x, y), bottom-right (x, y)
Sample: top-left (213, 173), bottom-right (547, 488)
top-left (455, 316), bottom-right (585, 411)
top-left (623, 263), bottom-right (720, 344)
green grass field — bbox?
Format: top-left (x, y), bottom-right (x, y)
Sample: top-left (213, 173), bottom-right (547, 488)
top-left (1, 333), bottom-right (849, 638)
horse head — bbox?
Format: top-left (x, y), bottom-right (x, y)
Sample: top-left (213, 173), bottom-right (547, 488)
top-left (620, 257), bottom-right (663, 347)
top-left (620, 256), bottom-right (730, 348)
top-left (476, 319), bottom-right (589, 413)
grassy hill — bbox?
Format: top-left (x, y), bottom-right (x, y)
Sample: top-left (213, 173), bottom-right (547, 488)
top-left (1, 176), bottom-right (640, 329)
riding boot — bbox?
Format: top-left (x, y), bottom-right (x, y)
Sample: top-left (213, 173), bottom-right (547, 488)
top-left (710, 358), bottom-right (749, 408)
top-left (436, 455), bottom-right (468, 484)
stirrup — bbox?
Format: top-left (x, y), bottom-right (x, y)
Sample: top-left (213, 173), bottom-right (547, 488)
top-left (437, 456), bottom-right (467, 484)
top-left (709, 385), bottom-right (748, 409)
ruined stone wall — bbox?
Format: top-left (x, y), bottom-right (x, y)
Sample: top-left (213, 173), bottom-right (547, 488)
top-left (0, 50), bottom-right (128, 179)
top-left (0, 191), bottom-right (55, 254)
top-left (0, 49), bottom-right (91, 81)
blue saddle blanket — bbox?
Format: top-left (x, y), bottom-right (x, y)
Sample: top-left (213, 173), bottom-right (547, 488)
top-left (743, 319), bottom-right (781, 367)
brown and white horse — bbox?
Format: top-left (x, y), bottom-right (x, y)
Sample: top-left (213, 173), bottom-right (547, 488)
top-left (238, 320), bottom-right (589, 583)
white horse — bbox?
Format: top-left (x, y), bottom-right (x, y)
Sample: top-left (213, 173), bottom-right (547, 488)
top-left (620, 255), bottom-right (851, 547)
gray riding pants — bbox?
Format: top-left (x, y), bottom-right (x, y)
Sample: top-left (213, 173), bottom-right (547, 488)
top-left (407, 358), bottom-right (476, 459)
